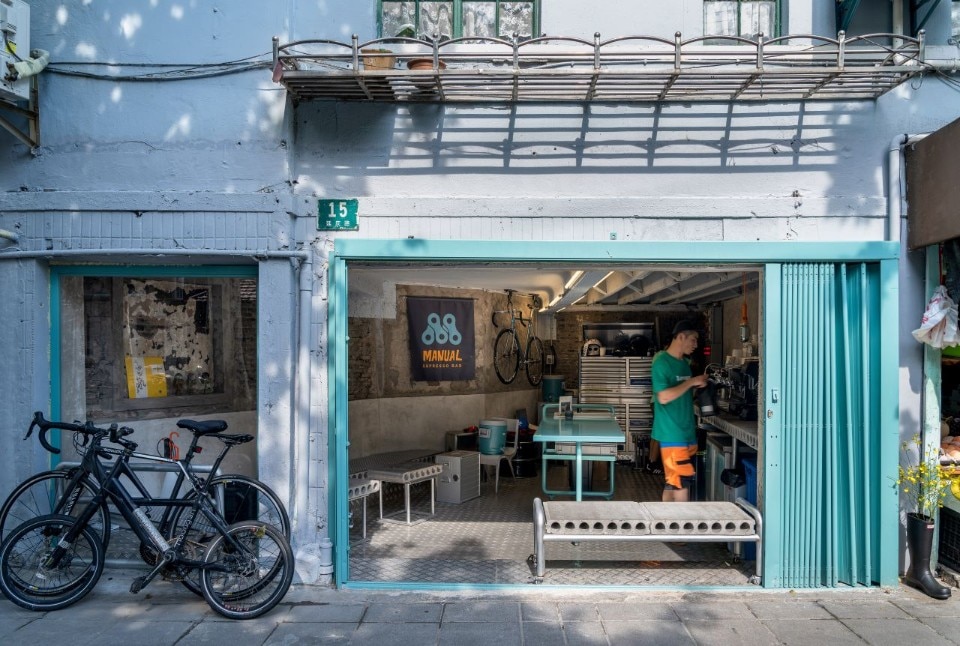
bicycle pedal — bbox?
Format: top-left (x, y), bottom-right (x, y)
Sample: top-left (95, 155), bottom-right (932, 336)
top-left (129, 576), bottom-right (147, 594)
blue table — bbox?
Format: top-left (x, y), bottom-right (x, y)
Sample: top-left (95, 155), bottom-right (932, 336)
top-left (533, 404), bottom-right (625, 501)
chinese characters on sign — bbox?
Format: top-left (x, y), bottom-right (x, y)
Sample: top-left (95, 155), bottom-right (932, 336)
top-left (317, 199), bottom-right (359, 231)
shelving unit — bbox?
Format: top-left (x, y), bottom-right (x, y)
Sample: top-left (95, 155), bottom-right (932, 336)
top-left (578, 356), bottom-right (653, 462)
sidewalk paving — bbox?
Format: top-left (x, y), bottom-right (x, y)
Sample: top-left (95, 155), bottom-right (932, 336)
top-left (3, 568), bottom-right (960, 645)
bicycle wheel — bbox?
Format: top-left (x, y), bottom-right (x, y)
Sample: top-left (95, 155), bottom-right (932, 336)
top-left (169, 475), bottom-right (290, 596)
top-left (0, 514), bottom-right (104, 611)
top-left (201, 522), bottom-right (294, 620)
top-left (0, 469), bottom-right (110, 550)
top-left (494, 328), bottom-right (520, 384)
top-left (525, 335), bottom-right (545, 386)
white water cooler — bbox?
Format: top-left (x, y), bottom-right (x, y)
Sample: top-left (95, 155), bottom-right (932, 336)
top-left (435, 451), bottom-right (481, 504)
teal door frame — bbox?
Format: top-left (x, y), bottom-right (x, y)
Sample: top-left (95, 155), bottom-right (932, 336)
top-left (329, 239), bottom-right (900, 589)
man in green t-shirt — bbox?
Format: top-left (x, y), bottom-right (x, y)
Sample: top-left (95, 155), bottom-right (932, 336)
top-left (652, 319), bottom-right (707, 502)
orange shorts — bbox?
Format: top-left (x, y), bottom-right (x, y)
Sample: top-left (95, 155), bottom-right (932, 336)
top-left (661, 444), bottom-right (697, 490)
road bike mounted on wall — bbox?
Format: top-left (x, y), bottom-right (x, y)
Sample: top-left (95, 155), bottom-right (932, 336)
top-left (492, 289), bottom-right (545, 386)
top-left (0, 413), bottom-right (293, 619)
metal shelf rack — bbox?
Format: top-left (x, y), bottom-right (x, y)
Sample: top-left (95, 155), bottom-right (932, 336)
top-left (578, 356), bottom-right (653, 461)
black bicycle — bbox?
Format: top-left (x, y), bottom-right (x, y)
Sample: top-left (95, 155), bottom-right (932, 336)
top-left (0, 417), bottom-right (290, 597)
top-left (0, 413), bottom-right (293, 619)
top-left (492, 289), bottom-right (545, 386)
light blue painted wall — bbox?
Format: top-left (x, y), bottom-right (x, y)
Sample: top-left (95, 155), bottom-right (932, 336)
top-left (0, 0), bottom-right (958, 584)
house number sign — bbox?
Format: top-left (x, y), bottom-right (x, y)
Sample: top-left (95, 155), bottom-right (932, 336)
top-left (317, 199), bottom-right (359, 231)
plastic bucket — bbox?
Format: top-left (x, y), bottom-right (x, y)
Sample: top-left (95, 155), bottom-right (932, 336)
top-left (478, 419), bottom-right (507, 455)
top-left (542, 375), bottom-right (565, 403)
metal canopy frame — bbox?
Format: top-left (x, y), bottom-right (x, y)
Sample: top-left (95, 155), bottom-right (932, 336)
top-left (273, 31), bottom-right (926, 104)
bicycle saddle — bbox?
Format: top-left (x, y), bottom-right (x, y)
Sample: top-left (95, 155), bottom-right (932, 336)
top-left (176, 419), bottom-right (228, 435)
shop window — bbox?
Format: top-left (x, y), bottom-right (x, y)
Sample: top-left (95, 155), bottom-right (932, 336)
top-left (953, 1), bottom-right (960, 43)
top-left (379, 1), bottom-right (539, 41)
top-left (75, 275), bottom-right (257, 420)
top-left (704, 0), bottom-right (779, 40)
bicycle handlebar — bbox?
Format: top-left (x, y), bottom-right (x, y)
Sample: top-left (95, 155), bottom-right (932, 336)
top-left (26, 411), bottom-right (117, 455)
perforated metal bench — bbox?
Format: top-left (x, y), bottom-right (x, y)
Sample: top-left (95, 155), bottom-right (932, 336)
top-left (532, 497), bottom-right (762, 584)
top-left (367, 461), bottom-right (445, 525)
top-left (348, 477), bottom-right (381, 540)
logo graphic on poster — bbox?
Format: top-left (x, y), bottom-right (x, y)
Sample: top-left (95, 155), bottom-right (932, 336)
top-left (408, 297), bottom-right (475, 381)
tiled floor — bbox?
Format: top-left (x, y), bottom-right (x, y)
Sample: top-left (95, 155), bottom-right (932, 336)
top-left (348, 461), bottom-right (756, 586)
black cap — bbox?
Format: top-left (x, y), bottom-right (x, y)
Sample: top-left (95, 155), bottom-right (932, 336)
top-left (672, 319), bottom-right (701, 338)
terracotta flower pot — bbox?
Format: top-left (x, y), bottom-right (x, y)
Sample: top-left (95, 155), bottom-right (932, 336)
top-left (406, 58), bottom-right (446, 71)
top-left (361, 49), bottom-right (396, 71)
top-left (406, 58), bottom-right (446, 91)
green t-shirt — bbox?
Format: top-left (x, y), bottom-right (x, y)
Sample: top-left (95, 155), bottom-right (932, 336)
top-left (651, 350), bottom-right (695, 445)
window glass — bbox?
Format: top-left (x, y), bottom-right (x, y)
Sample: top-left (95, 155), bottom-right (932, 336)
top-left (704, 0), bottom-right (777, 40)
top-left (381, 0), bottom-right (537, 39)
top-left (953, 2), bottom-right (960, 40)
top-left (740, 1), bottom-right (775, 39)
top-left (499, 2), bottom-right (534, 39)
top-left (419, 1), bottom-right (454, 40)
top-left (79, 275), bottom-right (257, 420)
top-left (463, 2), bottom-right (496, 38)
top-left (704, 1), bottom-right (739, 37)
top-left (382, 1), bottom-right (417, 38)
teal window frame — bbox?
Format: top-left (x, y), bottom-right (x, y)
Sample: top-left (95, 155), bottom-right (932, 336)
top-left (703, 0), bottom-right (781, 40)
top-left (378, 1), bottom-right (541, 40)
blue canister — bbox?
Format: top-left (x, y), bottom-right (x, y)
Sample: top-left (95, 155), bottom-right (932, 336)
top-left (477, 419), bottom-right (507, 455)
top-left (541, 375), bottom-right (565, 403)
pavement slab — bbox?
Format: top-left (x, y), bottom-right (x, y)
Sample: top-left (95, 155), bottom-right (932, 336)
top-left (762, 618), bottom-right (866, 645)
top-left (683, 618), bottom-right (779, 645)
top-left (600, 619), bottom-right (696, 646)
top-left (841, 617), bottom-right (954, 645)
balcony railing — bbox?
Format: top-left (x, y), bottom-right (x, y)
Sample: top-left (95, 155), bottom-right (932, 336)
top-left (272, 31), bottom-right (925, 103)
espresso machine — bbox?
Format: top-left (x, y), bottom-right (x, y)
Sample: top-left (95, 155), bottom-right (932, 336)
top-left (726, 358), bottom-right (759, 421)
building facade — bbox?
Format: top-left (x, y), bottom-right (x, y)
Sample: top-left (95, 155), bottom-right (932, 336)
top-left (1, 0), bottom-right (959, 589)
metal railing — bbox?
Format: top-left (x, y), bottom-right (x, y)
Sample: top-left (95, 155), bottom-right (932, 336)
top-left (272, 30), bottom-right (925, 103)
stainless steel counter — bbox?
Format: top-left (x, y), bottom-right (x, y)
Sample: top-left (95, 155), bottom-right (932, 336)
top-left (702, 415), bottom-right (759, 451)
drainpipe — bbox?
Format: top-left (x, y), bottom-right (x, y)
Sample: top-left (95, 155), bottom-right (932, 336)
top-left (888, 133), bottom-right (928, 242)
top-left (0, 229), bottom-right (18, 244)
top-left (892, 0), bottom-right (904, 41)
top-left (293, 251), bottom-right (313, 553)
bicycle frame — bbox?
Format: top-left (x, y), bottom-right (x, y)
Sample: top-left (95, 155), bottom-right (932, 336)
top-left (56, 434), bottom-right (232, 540)
top-left (493, 290), bottom-right (545, 386)
top-left (45, 439), bottom-right (243, 573)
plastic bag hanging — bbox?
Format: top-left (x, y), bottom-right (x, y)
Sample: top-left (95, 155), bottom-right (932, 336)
top-left (912, 285), bottom-right (960, 349)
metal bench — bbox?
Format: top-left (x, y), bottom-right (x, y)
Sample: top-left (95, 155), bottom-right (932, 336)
top-left (532, 497), bottom-right (763, 584)
top-left (347, 476), bottom-right (381, 540)
top-left (366, 461), bottom-right (445, 525)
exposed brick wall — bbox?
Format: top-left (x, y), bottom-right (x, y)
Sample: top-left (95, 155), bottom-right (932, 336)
top-left (348, 286), bottom-right (540, 401)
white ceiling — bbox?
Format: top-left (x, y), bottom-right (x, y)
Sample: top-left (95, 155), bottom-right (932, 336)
top-left (350, 262), bottom-right (761, 314)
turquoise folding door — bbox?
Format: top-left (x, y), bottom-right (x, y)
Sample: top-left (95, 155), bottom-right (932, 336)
top-left (766, 262), bottom-right (894, 588)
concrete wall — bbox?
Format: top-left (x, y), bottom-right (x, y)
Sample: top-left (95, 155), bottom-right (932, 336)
top-left (349, 390), bottom-right (538, 460)
top-left (0, 0), bottom-right (958, 580)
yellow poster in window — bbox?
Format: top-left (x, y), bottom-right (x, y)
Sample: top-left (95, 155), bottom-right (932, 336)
top-left (125, 356), bottom-right (168, 399)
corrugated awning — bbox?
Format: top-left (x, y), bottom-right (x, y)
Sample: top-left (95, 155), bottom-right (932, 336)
top-left (272, 31), bottom-right (926, 103)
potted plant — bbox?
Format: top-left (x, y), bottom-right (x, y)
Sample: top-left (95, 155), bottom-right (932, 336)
top-left (360, 25), bottom-right (416, 71)
top-left (360, 48), bottom-right (397, 71)
top-left (897, 434), bottom-right (953, 599)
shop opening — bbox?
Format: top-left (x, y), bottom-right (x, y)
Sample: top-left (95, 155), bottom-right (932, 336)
top-left (343, 261), bottom-right (764, 586)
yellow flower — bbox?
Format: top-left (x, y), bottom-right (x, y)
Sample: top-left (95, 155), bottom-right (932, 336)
top-left (895, 434), bottom-right (951, 518)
